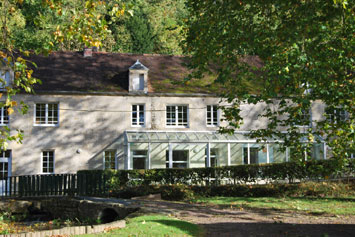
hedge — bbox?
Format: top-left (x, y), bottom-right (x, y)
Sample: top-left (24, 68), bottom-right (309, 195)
top-left (77, 158), bottom-right (355, 195)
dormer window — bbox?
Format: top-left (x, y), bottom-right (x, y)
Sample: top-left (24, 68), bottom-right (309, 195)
top-left (129, 60), bottom-right (148, 93)
top-left (132, 73), bottom-right (144, 91)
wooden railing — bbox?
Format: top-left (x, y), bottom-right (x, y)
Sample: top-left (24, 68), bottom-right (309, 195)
top-left (0, 174), bottom-right (77, 197)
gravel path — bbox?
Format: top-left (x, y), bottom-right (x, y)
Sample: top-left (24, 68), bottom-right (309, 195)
top-left (135, 199), bottom-right (355, 237)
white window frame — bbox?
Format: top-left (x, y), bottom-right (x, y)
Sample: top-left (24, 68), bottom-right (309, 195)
top-left (132, 150), bottom-right (147, 169)
top-left (0, 150), bottom-right (11, 180)
top-left (131, 104), bottom-right (145, 127)
top-left (294, 108), bottom-right (311, 127)
top-left (34, 103), bottom-right (59, 127)
top-left (103, 150), bottom-right (117, 170)
top-left (165, 149), bottom-right (189, 168)
top-left (205, 147), bottom-right (218, 167)
top-left (242, 144), bottom-right (262, 165)
top-left (166, 105), bottom-right (189, 128)
top-left (326, 108), bottom-right (348, 124)
top-left (206, 105), bottom-right (219, 127)
top-left (41, 150), bottom-right (55, 174)
top-left (0, 106), bottom-right (9, 126)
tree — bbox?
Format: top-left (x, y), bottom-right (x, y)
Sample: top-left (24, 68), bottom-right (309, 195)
top-left (126, 11), bottom-right (156, 53)
top-left (0, 0), bottom-right (126, 149)
top-left (185, 0), bottom-right (354, 162)
top-left (109, 0), bottom-right (187, 54)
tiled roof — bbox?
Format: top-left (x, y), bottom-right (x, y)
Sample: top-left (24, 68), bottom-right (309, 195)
top-left (28, 51), bottom-right (263, 94)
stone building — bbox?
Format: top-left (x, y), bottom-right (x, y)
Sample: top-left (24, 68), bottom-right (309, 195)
top-left (1, 50), bottom-right (327, 177)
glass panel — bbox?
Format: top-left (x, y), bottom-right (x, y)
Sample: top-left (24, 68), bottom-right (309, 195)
top-left (139, 105), bottom-right (144, 125)
top-left (165, 150), bottom-right (188, 168)
top-left (212, 106), bottom-right (218, 125)
top-left (205, 148), bottom-right (218, 167)
top-left (139, 74), bottom-right (144, 90)
top-left (243, 147), bottom-right (258, 164)
top-left (173, 150), bottom-right (188, 162)
top-left (104, 150), bottom-right (116, 170)
top-left (1, 107), bottom-right (9, 124)
top-left (250, 148), bottom-right (259, 164)
top-left (311, 144), bottom-right (324, 160)
top-left (133, 150), bottom-right (147, 156)
top-left (165, 150), bottom-right (169, 162)
top-left (47, 104), bottom-right (58, 124)
top-left (243, 147), bottom-right (248, 164)
top-left (133, 158), bottom-right (145, 169)
top-left (0, 162), bottom-right (7, 179)
top-left (132, 105), bottom-right (137, 125)
top-left (42, 151), bottom-right (54, 173)
top-left (173, 163), bottom-right (187, 168)
top-left (207, 105), bottom-right (211, 124)
top-left (166, 106), bottom-right (176, 126)
top-left (36, 104), bottom-right (46, 124)
top-left (269, 144), bottom-right (286, 163)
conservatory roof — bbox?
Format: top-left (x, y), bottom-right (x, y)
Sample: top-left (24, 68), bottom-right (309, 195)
top-left (125, 131), bottom-right (281, 143)
top-left (125, 131), bottom-right (325, 144)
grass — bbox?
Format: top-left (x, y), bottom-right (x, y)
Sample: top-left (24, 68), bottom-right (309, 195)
top-left (79, 215), bottom-right (203, 237)
top-left (190, 196), bottom-right (355, 215)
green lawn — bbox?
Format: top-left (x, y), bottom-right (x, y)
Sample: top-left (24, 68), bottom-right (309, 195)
top-left (190, 196), bottom-right (355, 215)
top-left (79, 215), bottom-right (203, 237)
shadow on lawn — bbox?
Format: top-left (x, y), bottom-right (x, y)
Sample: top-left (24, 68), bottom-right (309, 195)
top-left (289, 196), bottom-right (355, 202)
top-left (150, 219), bottom-right (202, 236)
top-left (200, 222), bottom-right (355, 237)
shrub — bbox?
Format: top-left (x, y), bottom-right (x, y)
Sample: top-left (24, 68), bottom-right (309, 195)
top-left (160, 185), bottom-right (195, 201)
top-left (77, 158), bottom-right (354, 196)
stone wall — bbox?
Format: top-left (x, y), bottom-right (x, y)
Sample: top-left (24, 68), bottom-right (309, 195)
top-left (0, 197), bottom-right (138, 222)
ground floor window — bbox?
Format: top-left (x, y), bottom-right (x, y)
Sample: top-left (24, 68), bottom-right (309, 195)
top-left (0, 150), bottom-right (10, 180)
top-left (104, 150), bottom-right (116, 170)
top-left (42, 151), bottom-right (54, 173)
top-left (243, 147), bottom-right (259, 164)
top-left (125, 131), bottom-right (326, 169)
top-left (166, 150), bottom-right (188, 168)
top-left (132, 150), bottom-right (147, 169)
top-left (205, 148), bottom-right (218, 167)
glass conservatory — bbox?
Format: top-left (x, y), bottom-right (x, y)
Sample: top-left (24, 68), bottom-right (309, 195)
top-left (123, 131), bottom-right (327, 170)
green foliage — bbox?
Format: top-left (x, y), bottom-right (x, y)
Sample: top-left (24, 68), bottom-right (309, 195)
top-left (78, 158), bottom-right (354, 198)
top-left (120, 181), bottom-right (354, 201)
top-left (126, 12), bottom-right (155, 53)
top-left (1, 0), bottom-right (187, 54)
top-left (185, 0), bottom-right (354, 161)
top-left (0, 0), bottom-right (126, 149)
top-left (160, 184), bottom-right (195, 201)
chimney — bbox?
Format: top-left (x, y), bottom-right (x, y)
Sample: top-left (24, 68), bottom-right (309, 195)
top-left (83, 47), bottom-right (92, 57)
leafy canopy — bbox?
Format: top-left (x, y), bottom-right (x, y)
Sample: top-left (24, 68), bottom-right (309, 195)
top-left (185, 0), bottom-right (354, 161)
top-left (0, 0), bottom-right (125, 149)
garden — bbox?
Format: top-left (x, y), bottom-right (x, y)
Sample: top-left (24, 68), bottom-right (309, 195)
top-left (1, 159), bottom-right (354, 236)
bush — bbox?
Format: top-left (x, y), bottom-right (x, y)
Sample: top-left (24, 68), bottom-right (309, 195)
top-left (104, 182), bottom-right (355, 200)
top-left (77, 158), bottom-right (354, 196)
top-left (160, 185), bottom-right (195, 201)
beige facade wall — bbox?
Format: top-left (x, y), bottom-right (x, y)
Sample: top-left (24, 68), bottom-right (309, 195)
top-left (6, 93), bottom-right (325, 175)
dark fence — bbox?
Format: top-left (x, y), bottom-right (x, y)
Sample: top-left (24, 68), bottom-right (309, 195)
top-left (2, 158), bottom-right (354, 198)
top-left (77, 172), bottom-right (110, 196)
top-left (0, 174), bottom-right (77, 197)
